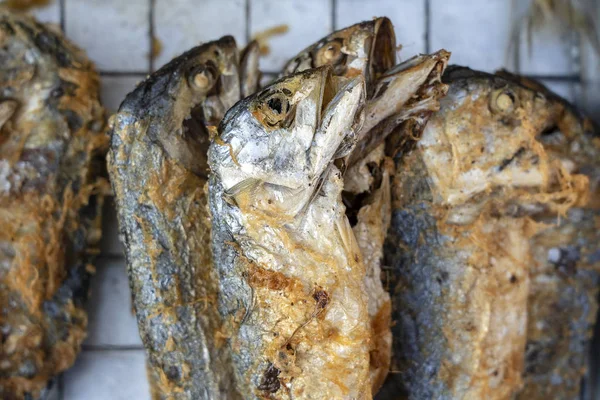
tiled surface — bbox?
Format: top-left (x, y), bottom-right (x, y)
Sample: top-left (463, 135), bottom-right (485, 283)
top-left (336, 0), bottom-right (426, 56)
top-left (430, 0), bottom-right (514, 72)
top-left (250, 0), bottom-right (332, 72)
top-left (83, 258), bottom-right (142, 347)
top-left (64, 0), bottom-right (151, 72)
top-left (11, 1), bottom-right (597, 399)
top-left (100, 75), bottom-right (145, 113)
top-left (153, 0), bottom-right (246, 70)
top-left (63, 351), bottom-right (150, 400)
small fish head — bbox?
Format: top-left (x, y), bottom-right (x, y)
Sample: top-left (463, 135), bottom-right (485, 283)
top-left (281, 18), bottom-right (395, 90)
top-left (211, 66), bottom-right (365, 215)
top-left (119, 36), bottom-right (243, 177)
top-left (419, 67), bottom-right (572, 208)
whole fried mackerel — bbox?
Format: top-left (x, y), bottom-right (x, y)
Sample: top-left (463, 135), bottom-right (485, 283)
top-left (493, 72), bottom-right (600, 400)
top-left (209, 67), bottom-right (370, 399)
top-left (280, 19), bottom-right (450, 393)
top-left (0, 10), bottom-right (107, 400)
top-left (108, 37), bottom-right (258, 399)
top-left (382, 66), bottom-right (589, 399)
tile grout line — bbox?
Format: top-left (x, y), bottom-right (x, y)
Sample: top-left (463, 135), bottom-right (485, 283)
top-left (331, 0), bottom-right (337, 31)
top-left (149, 0), bottom-right (155, 73)
top-left (424, 0), bottom-right (430, 54)
top-left (83, 344), bottom-right (145, 352)
top-left (59, 0), bottom-right (65, 33)
top-left (245, 0), bottom-right (251, 43)
top-left (58, 373), bottom-right (64, 400)
top-left (99, 71), bottom-right (149, 76)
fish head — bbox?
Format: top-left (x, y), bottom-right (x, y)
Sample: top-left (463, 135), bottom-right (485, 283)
top-left (281, 18), bottom-right (395, 90)
top-left (417, 66), bottom-right (588, 216)
top-left (118, 36), bottom-right (243, 177)
top-left (211, 66), bottom-right (365, 215)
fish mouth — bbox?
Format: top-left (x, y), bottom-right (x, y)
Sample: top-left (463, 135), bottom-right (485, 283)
top-left (369, 17), bottom-right (396, 83)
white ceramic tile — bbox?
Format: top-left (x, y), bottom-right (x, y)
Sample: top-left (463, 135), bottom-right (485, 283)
top-left (336, 0), bottom-right (426, 57)
top-left (63, 351), bottom-right (150, 400)
top-left (28, 2), bottom-right (61, 25)
top-left (250, 0), bottom-right (332, 72)
top-left (100, 75), bottom-right (144, 113)
top-left (99, 196), bottom-right (125, 256)
top-left (85, 257), bottom-right (141, 347)
top-left (518, 25), bottom-right (575, 75)
top-left (153, 0), bottom-right (246, 70)
top-left (65, 0), bottom-right (150, 72)
top-left (431, 0), bottom-right (513, 72)
top-left (539, 79), bottom-right (574, 103)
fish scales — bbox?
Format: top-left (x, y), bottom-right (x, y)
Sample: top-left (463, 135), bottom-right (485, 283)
top-left (209, 67), bottom-right (372, 399)
top-left (108, 37), bottom-right (259, 399)
top-left (280, 19), bottom-right (450, 394)
top-left (380, 66), bottom-right (590, 400)
top-left (0, 10), bottom-right (107, 400)
top-left (496, 72), bottom-right (600, 400)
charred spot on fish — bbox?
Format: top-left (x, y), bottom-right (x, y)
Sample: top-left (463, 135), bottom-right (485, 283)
top-left (0, 20), bottom-right (16, 36)
top-left (165, 365), bottom-right (181, 382)
top-left (510, 275), bottom-right (518, 284)
top-left (313, 288), bottom-right (330, 310)
top-left (61, 109), bottom-right (83, 132)
top-left (490, 88), bottom-right (518, 114)
top-left (498, 147), bottom-right (525, 171)
top-left (258, 363), bottom-right (281, 393)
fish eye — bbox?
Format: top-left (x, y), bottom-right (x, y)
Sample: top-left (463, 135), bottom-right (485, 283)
top-left (490, 88), bottom-right (518, 114)
top-left (314, 39), bottom-right (345, 67)
top-left (256, 91), bottom-right (294, 128)
top-left (188, 62), bottom-right (218, 91)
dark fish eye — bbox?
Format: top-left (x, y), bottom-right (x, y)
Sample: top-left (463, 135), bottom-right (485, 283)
top-left (314, 39), bottom-right (344, 67)
top-left (258, 91), bottom-right (294, 128)
top-left (188, 62), bottom-right (218, 91)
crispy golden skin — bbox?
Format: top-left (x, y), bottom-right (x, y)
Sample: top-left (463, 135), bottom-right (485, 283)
top-left (0, 11), bottom-right (107, 399)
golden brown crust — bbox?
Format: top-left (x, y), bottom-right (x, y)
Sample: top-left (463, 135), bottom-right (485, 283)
top-left (0, 11), bottom-right (107, 399)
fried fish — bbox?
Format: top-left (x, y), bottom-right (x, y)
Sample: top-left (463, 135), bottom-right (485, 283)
top-left (208, 67), bottom-right (370, 399)
top-left (108, 37), bottom-right (258, 399)
top-left (281, 19), bottom-right (450, 393)
top-left (0, 10), bottom-right (107, 399)
top-left (493, 72), bottom-right (600, 400)
top-left (381, 66), bottom-right (589, 399)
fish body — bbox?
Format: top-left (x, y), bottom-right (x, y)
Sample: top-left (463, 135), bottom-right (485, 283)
top-left (108, 37), bottom-right (257, 399)
top-left (496, 73), bottom-right (600, 400)
top-left (281, 20), bottom-right (450, 394)
top-left (208, 67), bottom-right (370, 399)
top-left (0, 11), bottom-right (107, 399)
top-left (381, 66), bottom-right (589, 400)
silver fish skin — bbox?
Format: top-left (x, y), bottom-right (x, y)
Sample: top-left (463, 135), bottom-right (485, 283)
top-left (108, 36), bottom-right (258, 399)
top-left (209, 67), bottom-right (371, 399)
top-left (281, 20), bottom-right (450, 395)
top-left (380, 66), bottom-right (589, 400)
top-left (492, 72), bottom-right (600, 400)
top-left (0, 10), bottom-right (107, 400)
